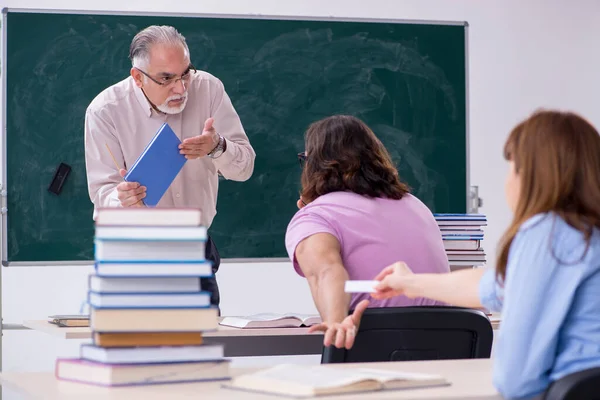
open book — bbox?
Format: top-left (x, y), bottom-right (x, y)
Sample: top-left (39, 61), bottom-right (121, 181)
top-left (225, 364), bottom-right (449, 397)
top-left (219, 313), bottom-right (321, 329)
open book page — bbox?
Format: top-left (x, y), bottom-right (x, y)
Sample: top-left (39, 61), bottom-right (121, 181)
top-left (226, 364), bottom-right (448, 397)
top-left (286, 313), bottom-right (322, 326)
top-left (227, 364), bottom-right (381, 397)
top-left (353, 368), bottom-right (448, 389)
top-left (219, 313), bottom-right (321, 329)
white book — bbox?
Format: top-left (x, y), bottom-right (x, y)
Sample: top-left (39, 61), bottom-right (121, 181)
top-left (56, 358), bottom-right (230, 387)
top-left (448, 254), bottom-right (485, 262)
top-left (439, 229), bottom-right (483, 236)
top-left (443, 240), bottom-right (480, 250)
top-left (437, 220), bottom-right (487, 226)
top-left (89, 275), bottom-right (201, 293)
top-left (219, 313), bottom-right (322, 329)
top-left (94, 240), bottom-right (206, 261)
top-left (95, 208), bottom-right (202, 226)
top-left (88, 292), bottom-right (211, 308)
top-left (95, 225), bottom-right (207, 240)
top-left (80, 344), bottom-right (224, 364)
top-left (95, 262), bottom-right (212, 277)
top-left (225, 364), bottom-right (448, 397)
top-left (448, 261), bottom-right (485, 267)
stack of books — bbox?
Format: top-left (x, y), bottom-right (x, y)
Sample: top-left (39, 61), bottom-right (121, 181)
top-left (55, 208), bottom-right (229, 386)
top-left (434, 214), bottom-right (487, 270)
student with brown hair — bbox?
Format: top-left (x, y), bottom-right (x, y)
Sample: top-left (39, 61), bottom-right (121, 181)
top-left (285, 115), bottom-right (450, 350)
top-left (372, 109), bottom-right (600, 399)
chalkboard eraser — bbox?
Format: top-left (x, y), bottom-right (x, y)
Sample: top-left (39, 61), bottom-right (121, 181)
top-left (48, 162), bottom-right (71, 195)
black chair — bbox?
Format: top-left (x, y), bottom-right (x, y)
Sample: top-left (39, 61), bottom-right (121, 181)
top-left (321, 306), bottom-right (493, 364)
top-left (543, 367), bottom-right (600, 400)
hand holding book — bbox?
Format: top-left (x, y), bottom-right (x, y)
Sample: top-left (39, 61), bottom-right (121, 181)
top-left (116, 168), bottom-right (146, 207)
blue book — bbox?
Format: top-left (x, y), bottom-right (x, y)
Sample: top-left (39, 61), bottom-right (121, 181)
top-left (124, 123), bottom-right (186, 207)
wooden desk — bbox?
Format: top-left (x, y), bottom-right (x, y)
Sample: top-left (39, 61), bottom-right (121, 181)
top-left (0, 358), bottom-right (501, 399)
top-left (23, 315), bottom-right (500, 358)
top-left (22, 320), bottom-right (324, 357)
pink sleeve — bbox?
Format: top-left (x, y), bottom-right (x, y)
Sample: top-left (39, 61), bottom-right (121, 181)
top-left (285, 208), bottom-right (340, 277)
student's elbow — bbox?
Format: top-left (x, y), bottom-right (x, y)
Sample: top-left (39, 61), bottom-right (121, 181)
top-left (494, 367), bottom-right (549, 399)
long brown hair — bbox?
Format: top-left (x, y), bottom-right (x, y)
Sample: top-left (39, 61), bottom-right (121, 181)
top-left (496, 109), bottom-right (600, 280)
top-left (300, 115), bottom-right (409, 202)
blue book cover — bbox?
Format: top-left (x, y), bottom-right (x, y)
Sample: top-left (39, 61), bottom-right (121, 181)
top-left (124, 123), bottom-right (186, 207)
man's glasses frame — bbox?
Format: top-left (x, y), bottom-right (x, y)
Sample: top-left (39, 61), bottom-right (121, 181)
top-left (297, 152), bottom-right (307, 168)
top-left (135, 64), bottom-right (197, 87)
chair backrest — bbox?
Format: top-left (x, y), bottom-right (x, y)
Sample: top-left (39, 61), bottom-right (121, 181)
top-left (543, 367), bottom-right (600, 400)
top-left (321, 306), bottom-right (493, 364)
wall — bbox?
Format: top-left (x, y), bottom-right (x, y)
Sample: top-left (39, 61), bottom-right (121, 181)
top-left (1, 0), bottom-right (599, 395)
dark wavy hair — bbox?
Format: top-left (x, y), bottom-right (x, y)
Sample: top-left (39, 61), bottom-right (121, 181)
top-left (300, 115), bottom-right (409, 203)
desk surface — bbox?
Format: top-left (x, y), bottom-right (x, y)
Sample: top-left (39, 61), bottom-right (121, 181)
top-left (23, 315), bottom-right (501, 340)
top-left (0, 358), bottom-right (501, 400)
top-left (22, 320), bottom-right (321, 339)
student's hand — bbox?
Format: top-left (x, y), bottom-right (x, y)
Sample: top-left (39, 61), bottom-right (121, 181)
top-left (308, 299), bottom-right (369, 350)
top-left (179, 118), bottom-right (220, 159)
top-left (116, 168), bottom-right (146, 207)
top-left (371, 262), bottom-right (416, 300)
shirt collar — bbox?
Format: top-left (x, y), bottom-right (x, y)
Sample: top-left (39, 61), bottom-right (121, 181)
top-left (131, 77), bottom-right (155, 118)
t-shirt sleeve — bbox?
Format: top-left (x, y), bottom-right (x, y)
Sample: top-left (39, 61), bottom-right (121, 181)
top-left (285, 208), bottom-right (340, 277)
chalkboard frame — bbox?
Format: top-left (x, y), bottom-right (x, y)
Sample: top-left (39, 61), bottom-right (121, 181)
top-left (1, 8), bottom-right (472, 266)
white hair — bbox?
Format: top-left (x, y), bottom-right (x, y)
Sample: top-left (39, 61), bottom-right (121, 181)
top-left (129, 25), bottom-right (190, 69)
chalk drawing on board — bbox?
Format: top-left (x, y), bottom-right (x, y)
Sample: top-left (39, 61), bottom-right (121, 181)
top-left (206, 27), bottom-right (456, 223)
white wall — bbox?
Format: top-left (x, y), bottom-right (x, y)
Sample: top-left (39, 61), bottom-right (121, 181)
top-left (1, 0), bottom-right (599, 391)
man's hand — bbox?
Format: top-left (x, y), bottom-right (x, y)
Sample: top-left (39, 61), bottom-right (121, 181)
top-left (179, 118), bottom-right (220, 159)
top-left (308, 299), bottom-right (369, 350)
top-left (116, 169), bottom-right (146, 207)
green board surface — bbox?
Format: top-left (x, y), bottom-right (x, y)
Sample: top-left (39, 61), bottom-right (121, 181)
top-left (4, 10), bottom-right (467, 263)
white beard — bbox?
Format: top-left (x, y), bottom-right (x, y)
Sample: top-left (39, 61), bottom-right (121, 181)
top-left (157, 93), bottom-right (188, 114)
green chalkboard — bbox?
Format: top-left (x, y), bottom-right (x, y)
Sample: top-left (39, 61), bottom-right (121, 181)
top-left (3, 10), bottom-right (468, 264)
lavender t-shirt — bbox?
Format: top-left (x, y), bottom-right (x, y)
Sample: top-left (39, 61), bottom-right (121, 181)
top-left (285, 192), bottom-right (449, 310)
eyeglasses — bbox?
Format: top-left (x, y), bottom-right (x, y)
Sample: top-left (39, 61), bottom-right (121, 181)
top-left (135, 64), bottom-right (196, 88)
top-left (297, 152), bottom-right (307, 168)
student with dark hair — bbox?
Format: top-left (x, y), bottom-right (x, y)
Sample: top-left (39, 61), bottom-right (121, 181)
top-left (285, 115), bottom-right (450, 350)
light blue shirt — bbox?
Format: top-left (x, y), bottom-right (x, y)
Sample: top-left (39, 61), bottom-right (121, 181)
top-left (479, 213), bottom-right (600, 399)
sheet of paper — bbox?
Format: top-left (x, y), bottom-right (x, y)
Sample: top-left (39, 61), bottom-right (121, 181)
top-left (344, 280), bottom-right (378, 293)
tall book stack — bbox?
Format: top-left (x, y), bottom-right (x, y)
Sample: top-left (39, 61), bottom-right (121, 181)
top-left (55, 208), bottom-right (230, 387)
top-left (434, 214), bottom-right (487, 270)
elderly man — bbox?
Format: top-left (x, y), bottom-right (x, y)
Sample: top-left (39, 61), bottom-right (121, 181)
top-left (84, 25), bottom-right (256, 307)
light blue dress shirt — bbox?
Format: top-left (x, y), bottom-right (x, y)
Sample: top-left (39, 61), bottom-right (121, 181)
top-left (479, 213), bottom-right (600, 399)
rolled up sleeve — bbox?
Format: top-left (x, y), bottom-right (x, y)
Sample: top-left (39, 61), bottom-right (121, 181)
top-left (210, 79), bottom-right (255, 181)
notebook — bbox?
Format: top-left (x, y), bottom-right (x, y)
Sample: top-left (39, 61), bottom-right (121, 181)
top-left (124, 123), bottom-right (187, 207)
top-left (219, 313), bottom-right (321, 329)
top-left (224, 364), bottom-right (449, 397)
